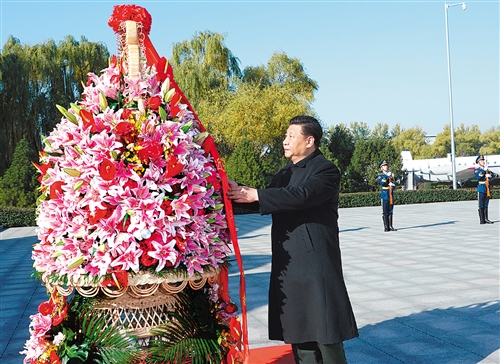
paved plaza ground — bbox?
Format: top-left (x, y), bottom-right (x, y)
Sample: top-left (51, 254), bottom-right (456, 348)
top-left (1, 200), bottom-right (499, 363)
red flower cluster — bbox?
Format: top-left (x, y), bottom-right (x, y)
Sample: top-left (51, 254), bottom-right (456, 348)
top-left (38, 293), bottom-right (68, 327)
top-left (108, 4), bottom-right (152, 35)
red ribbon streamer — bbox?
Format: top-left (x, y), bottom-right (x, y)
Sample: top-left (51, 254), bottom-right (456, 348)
top-left (143, 35), bottom-right (249, 363)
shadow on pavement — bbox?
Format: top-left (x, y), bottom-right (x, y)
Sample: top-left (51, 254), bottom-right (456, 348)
top-left (346, 301), bottom-right (499, 363)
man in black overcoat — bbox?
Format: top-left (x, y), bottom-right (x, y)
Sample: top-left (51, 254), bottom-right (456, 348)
top-left (228, 115), bottom-right (358, 364)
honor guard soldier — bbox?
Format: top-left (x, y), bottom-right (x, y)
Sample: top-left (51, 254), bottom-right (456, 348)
top-left (377, 160), bottom-right (401, 232)
top-left (474, 155), bottom-right (498, 224)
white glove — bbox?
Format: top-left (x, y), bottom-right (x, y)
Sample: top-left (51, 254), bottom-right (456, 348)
top-left (486, 173), bottom-right (491, 178)
top-left (389, 182), bottom-right (395, 187)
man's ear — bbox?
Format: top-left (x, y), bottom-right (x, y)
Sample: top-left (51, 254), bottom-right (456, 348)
top-left (306, 136), bottom-right (315, 148)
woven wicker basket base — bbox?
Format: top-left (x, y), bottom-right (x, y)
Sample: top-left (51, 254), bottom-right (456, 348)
top-left (92, 288), bottom-right (181, 338)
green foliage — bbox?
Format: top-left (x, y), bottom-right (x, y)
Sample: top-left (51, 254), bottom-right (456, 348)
top-left (479, 126), bottom-right (500, 155)
top-left (44, 295), bottom-right (141, 364)
top-left (225, 139), bottom-right (266, 188)
top-left (0, 206), bottom-right (36, 227)
top-left (170, 31), bottom-right (241, 110)
top-left (78, 313), bottom-right (140, 363)
top-left (0, 139), bottom-right (39, 207)
top-left (454, 124), bottom-right (482, 157)
top-left (339, 189), bottom-right (500, 208)
top-left (148, 291), bottom-right (225, 364)
top-left (390, 125), bottom-right (431, 159)
top-left (347, 137), bottom-right (401, 192)
top-left (326, 123), bottom-right (355, 176)
top-left (0, 35), bottom-right (109, 176)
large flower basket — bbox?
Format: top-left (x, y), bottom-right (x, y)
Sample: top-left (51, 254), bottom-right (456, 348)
top-left (22, 4), bottom-right (248, 364)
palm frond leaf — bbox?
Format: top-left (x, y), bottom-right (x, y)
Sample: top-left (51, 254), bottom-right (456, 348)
top-left (79, 309), bottom-right (142, 364)
top-left (147, 291), bottom-right (224, 364)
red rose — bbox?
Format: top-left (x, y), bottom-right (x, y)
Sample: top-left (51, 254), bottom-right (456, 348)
top-left (148, 96), bottom-right (162, 110)
top-left (38, 301), bottom-right (55, 316)
top-left (225, 302), bottom-right (238, 314)
top-left (140, 253), bottom-right (157, 267)
top-left (206, 171), bottom-right (221, 191)
top-left (160, 199), bottom-right (173, 214)
top-left (115, 121), bottom-right (135, 144)
top-left (137, 141), bottom-right (164, 163)
top-left (99, 158), bottom-right (116, 181)
top-left (120, 109), bottom-right (133, 120)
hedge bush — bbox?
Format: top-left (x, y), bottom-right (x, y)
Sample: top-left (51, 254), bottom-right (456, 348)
top-left (1, 189), bottom-right (498, 227)
top-left (339, 188), bottom-right (499, 208)
top-left (0, 207), bottom-right (37, 228)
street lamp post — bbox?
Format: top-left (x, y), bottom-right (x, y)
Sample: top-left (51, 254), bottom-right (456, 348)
top-left (444, 2), bottom-right (466, 190)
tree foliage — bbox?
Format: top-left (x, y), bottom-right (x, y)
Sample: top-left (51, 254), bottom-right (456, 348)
top-left (391, 125), bottom-right (430, 159)
top-left (170, 31), bottom-right (241, 110)
top-left (347, 137), bottom-right (401, 192)
top-left (0, 138), bottom-right (39, 207)
top-left (479, 126), bottom-right (500, 155)
top-left (327, 123), bottom-right (355, 175)
top-left (0, 35), bottom-right (109, 175)
top-left (225, 139), bottom-right (266, 188)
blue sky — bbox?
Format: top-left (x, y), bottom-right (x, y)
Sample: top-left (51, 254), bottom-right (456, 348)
top-left (1, 0), bottom-right (498, 135)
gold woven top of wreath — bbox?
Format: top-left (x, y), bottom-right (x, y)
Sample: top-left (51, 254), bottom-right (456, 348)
top-left (43, 265), bottom-right (222, 298)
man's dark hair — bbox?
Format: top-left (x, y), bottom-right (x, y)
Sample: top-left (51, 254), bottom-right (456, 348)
top-left (289, 115), bottom-right (322, 148)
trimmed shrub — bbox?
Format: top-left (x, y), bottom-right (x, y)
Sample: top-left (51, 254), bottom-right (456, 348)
top-left (0, 207), bottom-right (37, 227)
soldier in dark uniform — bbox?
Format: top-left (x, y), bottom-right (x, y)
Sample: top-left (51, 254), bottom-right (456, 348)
top-left (474, 155), bottom-right (498, 224)
top-left (377, 160), bottom-right (401, 232)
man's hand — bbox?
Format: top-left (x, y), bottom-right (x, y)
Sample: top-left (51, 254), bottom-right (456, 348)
top-left (228, 179), bottom-right (239, 190)
top-left (228, 184), bottom-right (259, 203)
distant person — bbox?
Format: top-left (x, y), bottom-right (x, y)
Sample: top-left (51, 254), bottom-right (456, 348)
top-left (474, 155), bottom-right (498, 224)
top-left (228, 115), bottom-right (358, 364)
top-left (377, 160), bottom-right (401, 232)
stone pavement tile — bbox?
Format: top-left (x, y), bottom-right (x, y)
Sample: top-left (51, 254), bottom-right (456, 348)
top-left (344, 338), bottom-right (404, 364)
top-left (2, 200), bottom-right (499, 364)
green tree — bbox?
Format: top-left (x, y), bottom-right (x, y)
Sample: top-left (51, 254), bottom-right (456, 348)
top-left (0, 139), bottom-right (39, 207)
top-left (327, 123), bottom-right (355, 175)
top-left (454, 123), bottom-right (482, 157)
top-left (349, 121), bottom-right (371, 142)
top-left (243, 51), bottom-right (318, 102)
top-left (170, 31), bottom-right (241, 110)
top-left (429, 125), bottom-right (452, 158)
top-left (347, 137), bottom-right (401, 192)
top-left (479, 126), bottom-right (500, 155)
top-left (225, 139), bottom-right (266, 188)
top-left (390, 125), bottom-right (431, 159)
top-left (0, 35), bottom-right (109, 176)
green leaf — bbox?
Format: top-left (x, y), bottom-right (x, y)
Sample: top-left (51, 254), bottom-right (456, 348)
top-left (159, 106), bottom-right (167, 121)
top-left (181, 121), bottom-right (193, 133)
top-left (56, 104), bottom-right (78, 125)
top-left (70, 103), bottom-right (81, 115)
